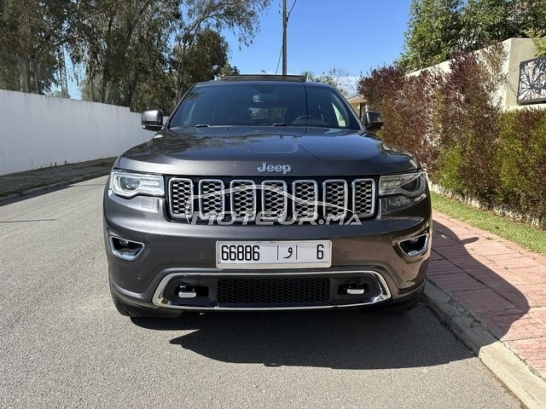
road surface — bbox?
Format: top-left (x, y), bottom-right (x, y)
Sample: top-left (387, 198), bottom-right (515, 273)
top-left (0, 177), bottom-right (521, 408)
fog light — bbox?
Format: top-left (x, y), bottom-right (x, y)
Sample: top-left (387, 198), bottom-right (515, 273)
top-left (178, 285), bottom-right (197, 298)
top-left (398, 234), bottom-right (429, 257)
top-left (109, 236), bottom-right (144, 260)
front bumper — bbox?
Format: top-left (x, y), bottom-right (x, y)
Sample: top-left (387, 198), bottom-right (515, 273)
top-left (104, 189), bottom-right (432, 311)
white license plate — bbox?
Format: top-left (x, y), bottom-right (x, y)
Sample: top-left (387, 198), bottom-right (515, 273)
top-left (216, 240), bottom-right (332, 269)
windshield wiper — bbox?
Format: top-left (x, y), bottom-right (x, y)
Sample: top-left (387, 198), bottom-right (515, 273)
top-left (169, 124), bottom-right (210, 130)
top-left (272, 123), bottom-right (288, 126)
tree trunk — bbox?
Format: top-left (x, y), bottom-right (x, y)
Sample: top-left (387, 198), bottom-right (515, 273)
top-left (175, 44), bottom-right (188, 104)
top-left (18, 58), bottom-right (30, 93)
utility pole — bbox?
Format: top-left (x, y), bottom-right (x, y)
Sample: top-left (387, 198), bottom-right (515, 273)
top-left (282, 0), bottom-right (287, 75)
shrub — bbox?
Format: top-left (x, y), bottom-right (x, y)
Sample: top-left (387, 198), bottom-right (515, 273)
top-left (497, 110), bottom-right (546, 225)
top-left (358, 43), bottom-right (546, 228)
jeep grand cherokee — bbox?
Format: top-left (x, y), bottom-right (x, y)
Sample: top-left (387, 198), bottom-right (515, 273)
top-left (103, 75), bottom-right (432, 318)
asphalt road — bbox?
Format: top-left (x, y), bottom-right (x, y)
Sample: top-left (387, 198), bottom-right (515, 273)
top-left (0, 177), bottom-right (522, 409)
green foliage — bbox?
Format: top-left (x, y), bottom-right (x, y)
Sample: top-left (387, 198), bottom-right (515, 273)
top-left (496, 109), bottom-right (546, 223)
top-left (524, 28), bottom-right (546, 57)
top-left (1, 0), bottom-right (270, 109)
top-left (460, 0), bottom-right (517, 50)
top-left (0, 0), bottom-right (71, 93)
top-left (435, 144), bottom-right (464, 192)
top-left (357, 44), bottom-right (546, 228)
top-left (400, 0), bottom-right (546, 71)
top-left (72, 0), bottom-right (181, 110)
top-left (173, 0), bottom-right (271, 102)
top-left (398, 0), bottom-right (463, 71)
top-left (175, 28), bottom-right (229, 98)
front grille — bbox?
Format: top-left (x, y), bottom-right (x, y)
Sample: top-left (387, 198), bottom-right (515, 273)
top-left (217, 277), bottom-right (330, 306)
top-left (168, 177), bottom-right (375, 223)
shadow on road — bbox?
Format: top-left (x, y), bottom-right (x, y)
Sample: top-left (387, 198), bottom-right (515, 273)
top-left (133, 306), bottom-right (475, 369)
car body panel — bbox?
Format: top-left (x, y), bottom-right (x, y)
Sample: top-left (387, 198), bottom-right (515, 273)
top-left (103, 77), bottom-right (432, 316)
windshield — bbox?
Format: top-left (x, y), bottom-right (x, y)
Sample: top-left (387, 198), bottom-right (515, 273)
top-left (168, 83), bottom-right (361, 130)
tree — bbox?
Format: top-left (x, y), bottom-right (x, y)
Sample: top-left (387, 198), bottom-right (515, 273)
top-left (399, 0), bottom-right (546, 71)
top-left (1, 0), bottom-right (270, 109)
top-left (173, 0), bottom-right (270, 101)
top-left (303, 68), bottom-right (353, 96)
top-left (460, 0), bottom-right (517, 51)
top-left (175, 28), bottom-right (229, 93)
top-left (398, 0), bottom-right (463, 71)
top-left (71, 0), bottom-right (180, 107)
top-left (0, 0), bottom-right (72, 94)
top-left (218, 64), bottom-right (240, 77)
top-left (73, 0), bottom-right (269, 110)
top-left (516, 0), bottom-right (546, 36)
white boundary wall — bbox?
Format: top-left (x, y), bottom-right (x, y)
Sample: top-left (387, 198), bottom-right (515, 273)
top-left (0, 90), bottom-right (152, 175)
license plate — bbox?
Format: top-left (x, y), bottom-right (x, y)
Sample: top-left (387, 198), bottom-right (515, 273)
top-left (216, 240), bottom-right (332, 269)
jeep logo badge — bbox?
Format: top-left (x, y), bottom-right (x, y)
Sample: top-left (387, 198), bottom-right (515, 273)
top-left (257, 162), bottom-right (292, 174)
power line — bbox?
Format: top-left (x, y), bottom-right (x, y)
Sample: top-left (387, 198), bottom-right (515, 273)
top-left (275, 45), bottom-right (283, 74)
top-left (287, 0), bottom-right (297, 20)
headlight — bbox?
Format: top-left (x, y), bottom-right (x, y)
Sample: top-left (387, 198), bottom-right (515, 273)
top-left (109, 170), bottom-right (165, 198)
top-left (379, 172), bottom-right (426, 197)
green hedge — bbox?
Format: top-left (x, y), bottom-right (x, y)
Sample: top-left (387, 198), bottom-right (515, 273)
top-left (358, 45), bottom-right (546, 228)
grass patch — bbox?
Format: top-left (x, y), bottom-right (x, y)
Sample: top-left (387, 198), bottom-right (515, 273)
top-left (431, 192), bottom-right (546, 256)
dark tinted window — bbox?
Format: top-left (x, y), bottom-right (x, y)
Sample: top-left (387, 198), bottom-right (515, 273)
top-left (169, 83), bottom-right (361, 130)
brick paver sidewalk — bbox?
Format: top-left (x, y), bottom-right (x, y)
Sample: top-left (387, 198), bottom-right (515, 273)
top-left (430, 211), bottom-right (546, 379)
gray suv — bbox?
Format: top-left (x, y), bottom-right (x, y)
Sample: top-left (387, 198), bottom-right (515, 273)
top-left (103, 75), bottom-right (432, 318)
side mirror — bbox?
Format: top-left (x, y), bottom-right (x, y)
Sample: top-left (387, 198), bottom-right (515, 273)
top-left (363, 110), bottom-right (384, 131)
top-left (141, 110), bottom-right (164, 131)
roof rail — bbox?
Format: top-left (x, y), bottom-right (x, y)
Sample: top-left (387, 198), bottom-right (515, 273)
top-left (222, 74), bottom-right (306, 82)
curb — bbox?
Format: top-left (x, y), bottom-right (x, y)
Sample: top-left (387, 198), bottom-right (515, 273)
top-left (0, 170), bottom-right (110, 204)
top-left (424, 281), bottom-right (546, 409)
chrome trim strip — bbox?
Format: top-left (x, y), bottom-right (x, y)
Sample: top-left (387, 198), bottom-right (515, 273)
top-left (152, 270), bottom-right (392, 310)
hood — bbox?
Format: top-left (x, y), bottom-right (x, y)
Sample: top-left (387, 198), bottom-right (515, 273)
top-left (116, 127), bottom-right (421, 177)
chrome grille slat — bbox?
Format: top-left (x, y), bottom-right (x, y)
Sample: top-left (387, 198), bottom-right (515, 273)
top-left (261, 180), bottom-right (288, 221)
top-left (199, 179), bottom-right (225, 219)
top-left (169, 178), bottom-right (193, 218)
top-left (352, 179), bottom-right (375, 217)
top-left (230, 180), bottom-right (256, 220)
top-left (323, 180), bottom-right (348, 220)
top-left (292, 180), bottom-right (318, 221)
top-left (168, 177), bottom-right (376, 222)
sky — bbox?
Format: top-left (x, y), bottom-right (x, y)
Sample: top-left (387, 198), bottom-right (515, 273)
top-left (67, 0), bottom-right (413, 99)
top-left (222, 0), bottom-right (414, 94)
